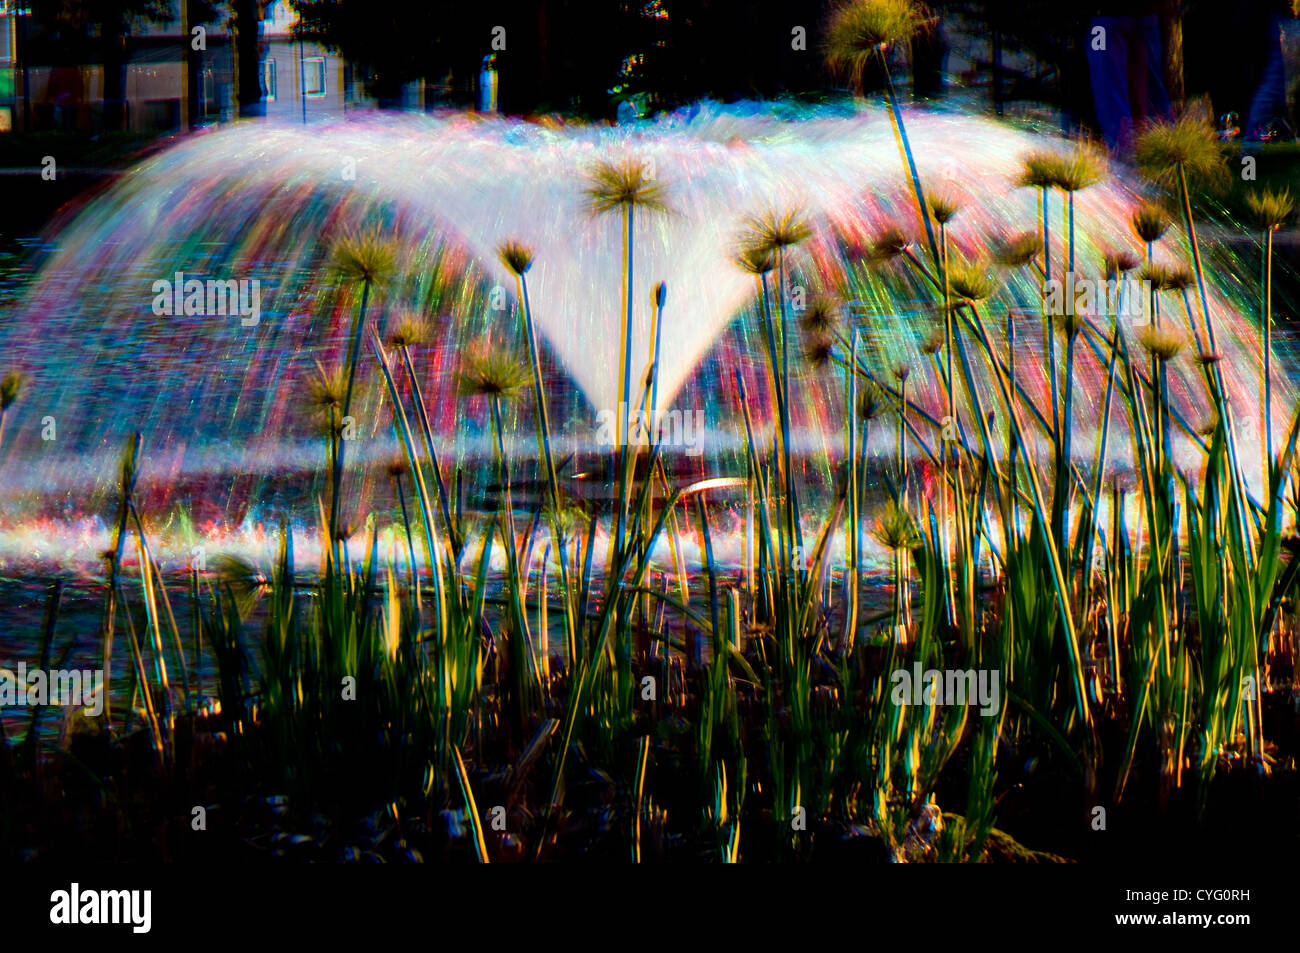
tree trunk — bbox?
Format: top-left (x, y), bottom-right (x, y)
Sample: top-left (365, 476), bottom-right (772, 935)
top-left (182, 0), bottom-right (199, 128)
top-left (1163, 0), bottom-right (1185, 108)
top-left (101, 28), bottom-right (127, 130)
top-left (233, 0), bottom-right (265, 118)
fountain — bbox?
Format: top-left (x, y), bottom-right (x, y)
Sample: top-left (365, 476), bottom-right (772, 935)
top-left (0, 100), bottom-right (1287, 573)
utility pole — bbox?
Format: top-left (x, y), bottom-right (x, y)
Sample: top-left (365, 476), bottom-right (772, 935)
top-left (991, 26), bottom-right (1003, 116)
top-left (298, 34), bottom-right (306, 124)
top-left (13, 2), bottom-right (30, 131)
top-left (181, 0), bottom-right (190, 128)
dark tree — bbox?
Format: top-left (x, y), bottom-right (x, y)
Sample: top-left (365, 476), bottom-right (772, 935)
top-left (285, 0), bottom-right (837, 116)
top-left (930, 1), bottom-right (1096, 131)
top-left (290, 0), bottom-right (448, 107)
top-left (230, 0), bottom-right (267, 118)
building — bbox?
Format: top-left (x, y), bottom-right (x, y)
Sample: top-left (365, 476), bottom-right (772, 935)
top-left (0, 0), bottom-right (354, 133)
top-left (258, 1), bottom-right (352, 123)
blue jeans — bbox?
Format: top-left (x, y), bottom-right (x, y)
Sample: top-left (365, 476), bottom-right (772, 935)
top-left (1246, 16), bottom-right (1290, 140)
top-left (1087, 15), bottom-right (1172, 150)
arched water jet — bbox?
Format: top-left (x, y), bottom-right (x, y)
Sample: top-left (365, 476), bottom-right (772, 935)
top-left (0, 101), bottom-right (1288, 572)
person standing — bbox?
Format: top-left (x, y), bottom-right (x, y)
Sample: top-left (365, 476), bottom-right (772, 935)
top-left (1244, 0), bottom-right (1297, 142)
top-left (1086, 2), bottom-right (1173, 150)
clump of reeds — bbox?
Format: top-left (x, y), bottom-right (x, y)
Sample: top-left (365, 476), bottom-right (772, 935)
top-left (19, 103), bottom-right (1300, 867)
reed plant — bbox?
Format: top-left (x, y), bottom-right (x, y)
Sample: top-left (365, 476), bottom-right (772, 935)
top-left (826, 0), bottom-right (939, 265)
top-left (1246, 188), bottom-right (1294, 479)
top-left (11, 117), bottom-right (1300, 866)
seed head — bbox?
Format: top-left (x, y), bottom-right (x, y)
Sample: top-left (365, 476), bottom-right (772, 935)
top-left (927, 190), bottom-right (961, 226)
top-left (457, 348), bottom-right (530, 401)
top-left (871, 499), bottom-right (919, 551)
top-left (805, 333), bottom-right (836, 367)
top-left (1017, 151), bottom-right (1067, 190)
top-left (1135, 116), bottom-right (1228, 189)
top-left (386, 310), bottom-right (430, 349)
top-left (497, 240), bottom-right (535, 276)
top-left (825, 0), bottom-right (932, 92)
top-left (1103, 249), bottom-right (1141, 276)
top-left (736, 244), bottom-right (775, 276)
top-left (800, 297), bottom-right (840, 336)
top-left (856, 380), bottom-right (887, 422)
top-left (583, 158), bottom-right (670, 217)
top-left (307, 361), bottom-right (348, 414)
top-left (1053, 145), bottom-right (1107, 192)
top-left (740, 207), bottom-right (813, 259)
top-left (947, 261), bottom-right (997, 302)
top-left (1135, 323), bottom-right (1187, 361)
top-left (1246, 187), bottom-right (1294, 231)
top-left (991, 231), bottom-right (1043, 268)
top-left (1131, 202), bottom-right (1171, 243)
top-left (867, 225), bottom-right (912, 263)
top-left (1138, 262), bottom-right (1193, 293)
top-left (332, 226), bottom-right (398, 287)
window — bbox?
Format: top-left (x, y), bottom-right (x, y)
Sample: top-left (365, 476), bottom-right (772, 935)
top-left (302, 57), bottom-right (326, 98)
top-left (261, 59), bottom-right (276, 101)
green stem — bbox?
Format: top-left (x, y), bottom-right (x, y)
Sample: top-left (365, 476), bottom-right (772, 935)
top-left (516, 272), bottom-right (576, 656)
top-left (332, 280), bottom-right (371, 551)
top-left (1263, 228), bottom-right (1274, 483)
top-left (1178, 163), bottom-right (1255, 563)
top-left (399, 345), bottom-right (461, 562)
top-left (879, 52), bottom-right (938, 267)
